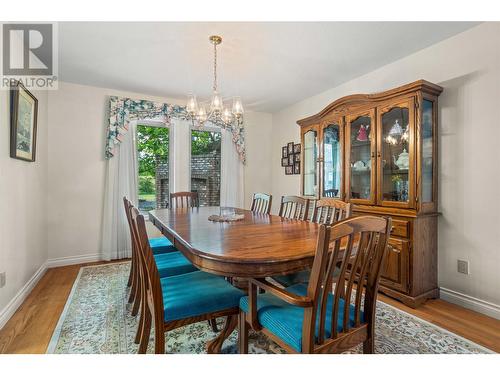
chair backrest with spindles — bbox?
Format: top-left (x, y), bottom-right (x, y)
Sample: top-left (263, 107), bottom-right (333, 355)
top-left (169, 192), bottom-right (199, 209)
top-left (278, 196), bottom-right (310, 221)
top-left (123, 197), bottom-right (138, 269)
top-left (323, 189), bottom-right (338, 198)
top-left (302, 215), bottom-right (391, 353)
top-left (129, 206), bottom-right (165, 327)
top-left (311, 199), bottom-right (352, 225)
top-left (250, 193), bottom-right (272, 215)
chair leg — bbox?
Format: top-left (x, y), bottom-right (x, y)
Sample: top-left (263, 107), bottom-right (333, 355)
top-left (154, 320), bottom-right (166, 354)
top-left (135, 291), bottom-right (146, 344)
top-left (131, 273), bottom-right (141, 316)
top-left (363, 338), bottom-right (374, 354)
top-left (127, 258), bottom-right (134, 287)
top-left (138, 310), bottom-right (151, 354)
top-left (238, 310), bottom-right (249, 354)
top-left (363, 323), bottom-right (375, 354)
top-left (208, 319), bottom-right (219, 333)
top-left (128, 260), bottom-right (137, 303)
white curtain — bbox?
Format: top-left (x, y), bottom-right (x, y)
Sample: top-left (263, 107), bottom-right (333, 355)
top-left (101, 123), bottom-right (139, 260)
top-left (220, 128), bottom-right (244, 208)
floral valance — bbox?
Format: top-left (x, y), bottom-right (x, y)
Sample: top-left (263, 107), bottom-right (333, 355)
top-left (106, 96), bottom-right (246, 163)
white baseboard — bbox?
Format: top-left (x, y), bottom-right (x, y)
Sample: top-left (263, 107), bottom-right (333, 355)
top-left (46, 253), bottom-right (102, 268)
top-left (440, 287), bottom-right (500, 320)
top-left (0, 253), bottom-right (103, 330)
top-left (0, 262), bottom-right (47, 330)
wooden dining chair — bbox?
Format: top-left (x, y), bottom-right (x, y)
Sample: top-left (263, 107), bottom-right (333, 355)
top-left (239, 215), bottom-right (391, 354)
top-left (123, 197), bottom-right (178, 310)
top-left (311, 199), bottom-right (352, 225)
top-left (123, 197), bottom-right (199, 344)
top-left (169, 192), bottom-right (199, 208)
top-left (323, 189), bottom-right (339, 198)
top-left (250, 193), bottom-right (272, 214)
top-left (274, 199), bottom-right (353, 287)
top-left (129, 207), bottom-right (245, 354)
top-left (278, 195), bottom-right (310, 220)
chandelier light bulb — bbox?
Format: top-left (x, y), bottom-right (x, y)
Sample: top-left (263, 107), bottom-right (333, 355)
top-left (210, 91), bottom-right (223, 113)
top-left (401, 128), bottom-right (409, 142)
top-left (232, 96), bottom-right (244, 117)
top-left (186, 94), bottom-right (198, 115)
top-left (222, 107), bottom-right (233, 123)
top-left (197, 105), bottom-right (207, 122)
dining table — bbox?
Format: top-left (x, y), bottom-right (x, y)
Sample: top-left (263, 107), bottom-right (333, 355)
top-left (149, 206), bottom-right (320, 353)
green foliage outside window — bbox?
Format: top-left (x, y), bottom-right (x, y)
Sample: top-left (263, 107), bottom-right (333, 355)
top-left (191, 130), bottom-right (221, 155)
top-left (137, 125), bottom-right (169, 177)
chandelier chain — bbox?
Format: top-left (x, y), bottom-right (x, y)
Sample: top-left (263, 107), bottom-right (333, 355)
top-left (213, 41), bottom-right (217, 92)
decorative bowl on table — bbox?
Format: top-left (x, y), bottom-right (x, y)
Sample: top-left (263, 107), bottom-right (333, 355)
top-left (208, 207), bottom-right (245, 222)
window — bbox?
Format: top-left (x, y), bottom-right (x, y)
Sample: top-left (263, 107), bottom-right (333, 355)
top-left (137, 124), bottom-right (169, 213)
top-left (191, 130), bottom-right (221, 206)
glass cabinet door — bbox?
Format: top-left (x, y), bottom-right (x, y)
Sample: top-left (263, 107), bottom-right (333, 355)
top-left (421, 99), bottom-right (434, 203)
top-left (322, 123), bottom-right (342, 198)
top-left (302, 128), bottom-right (318, 196)
top-left (377, 99), bottom-right (414, 207)
top-left (347, 111), bottom-right (375, 203)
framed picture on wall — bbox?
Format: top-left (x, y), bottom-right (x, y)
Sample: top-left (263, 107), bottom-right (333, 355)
top-left (294, 153), bottom-right (301, 162)
top-left (10, 80), bottom-right (38, 162)
top-left (293, 162), bottom-right (300, 174)
top-left (293, 143), bottom-right (301, 154)
top-left (285, 166), bottom-right (293, 175)
top-left (288, 154), bottom-right (294, 166)
top-left (287, 142), bottom-right (294, 154)
top-left (281, 157), bottom-right (288, 167)
top-left (282, 146), bottom-right (288, 158)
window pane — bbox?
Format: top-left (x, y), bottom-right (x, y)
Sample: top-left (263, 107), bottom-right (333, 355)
top-left (191, 130), bottom-right (221, 206)
top-left (137, 125), bottom-right (169, 213)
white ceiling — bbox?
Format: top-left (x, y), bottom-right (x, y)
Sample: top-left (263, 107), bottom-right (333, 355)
top-left (59, 22), bottom-right (478, 112)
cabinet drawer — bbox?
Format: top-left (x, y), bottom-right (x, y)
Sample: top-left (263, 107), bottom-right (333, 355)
top-left (380, 238), bottom-right (409, 293)
top-left (390, 219), bottom-right (410, 238)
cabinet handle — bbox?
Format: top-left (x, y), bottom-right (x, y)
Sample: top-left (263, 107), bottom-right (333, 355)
top-left (371, 151), bottom-right (375, 158)
top-left (377, 151), bottom-right (381, 157)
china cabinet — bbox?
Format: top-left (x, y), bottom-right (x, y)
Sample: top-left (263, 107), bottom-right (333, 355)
top-left (297, 80), bottom-right (443, 307)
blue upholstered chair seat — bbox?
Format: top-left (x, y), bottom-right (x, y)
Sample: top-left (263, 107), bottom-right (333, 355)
top-left (273, 270), bottom-right (311, 287)
top-left (149, 237), bottom-right (177, 255)
top-left (239, 283), bottom-right (364, 352)
top-left (153, 252), bottom-right (197, 278)
top-left (161, 271), bottom-right (245, 322)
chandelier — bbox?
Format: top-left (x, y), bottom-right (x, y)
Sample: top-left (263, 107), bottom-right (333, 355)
top-left (186, 35), bottom-right (244, 127)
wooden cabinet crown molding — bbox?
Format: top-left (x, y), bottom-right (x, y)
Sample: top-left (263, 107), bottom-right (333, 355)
top-left (297, 80), bottom-right (443, 127)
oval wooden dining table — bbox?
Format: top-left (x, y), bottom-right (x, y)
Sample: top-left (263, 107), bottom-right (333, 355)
top-left (149, 206), bottom-right (319, 353)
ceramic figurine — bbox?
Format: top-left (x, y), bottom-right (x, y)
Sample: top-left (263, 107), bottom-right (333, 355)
top-left (393, 148), bottom-right (409, 169)
top-left (356, 125), bottom-right (369, 142)
top-left (353, 160), bottom-right (366, 170)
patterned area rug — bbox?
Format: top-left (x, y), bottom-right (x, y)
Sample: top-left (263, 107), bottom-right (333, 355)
top-left (47, 262), bottom-right (492, 354)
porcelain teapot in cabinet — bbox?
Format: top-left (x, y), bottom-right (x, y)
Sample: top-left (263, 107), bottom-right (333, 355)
top-left (393, 148), bottom-right (409, 170)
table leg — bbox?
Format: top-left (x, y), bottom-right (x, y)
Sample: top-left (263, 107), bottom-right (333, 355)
top-left (206, 315), bottom-right (238, 354)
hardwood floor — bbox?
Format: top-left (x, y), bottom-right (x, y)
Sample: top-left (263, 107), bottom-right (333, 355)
top-left (1, 261), bottom-right (499, 353)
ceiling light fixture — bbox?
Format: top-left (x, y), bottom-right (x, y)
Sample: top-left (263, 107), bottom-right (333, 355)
top-left (186, 35), bottom-right (244, 128)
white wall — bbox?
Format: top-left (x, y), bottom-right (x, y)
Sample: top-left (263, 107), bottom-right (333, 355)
top-left (47, 81), bottom-right (272, 262)
top-left (271, 23), bottom-right (500, 313)
top-left (0, 88), bottom-right (49, 317)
